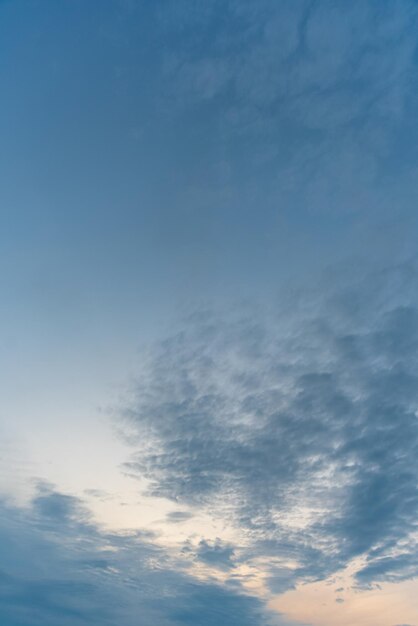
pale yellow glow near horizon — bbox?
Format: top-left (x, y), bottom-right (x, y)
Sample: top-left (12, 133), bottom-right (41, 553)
top-left (3, 416), bottom-right (418, 626)
top-left (272, 573), bottom-right (418, 626)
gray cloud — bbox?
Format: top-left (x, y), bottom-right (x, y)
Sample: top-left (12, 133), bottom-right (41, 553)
top-left (0, 485), bottom-right (279, 626)
top-left (121, 263), bottom-right (418, 589)
top-left (195, 539), bottom-right (235, 571)
top-left (166, 510), bottom-right (194, 524)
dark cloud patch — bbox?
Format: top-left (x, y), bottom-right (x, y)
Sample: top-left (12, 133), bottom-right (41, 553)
top-left (32, 491), bottom-right (83, 524)
top-left (164, 583), bottom-right (270, 626)
top-left (356, 550), bottom-right (418, 585)
top-left (166, 510), bottom-right (194, 524)
top-left (121, 264), bottom-right (418, 589)
top-left (195, 539), bottom-right (235, 570)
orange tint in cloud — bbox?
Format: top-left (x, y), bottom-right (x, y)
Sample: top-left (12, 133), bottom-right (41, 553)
top-left (271, 576), bottom-right (418, 626)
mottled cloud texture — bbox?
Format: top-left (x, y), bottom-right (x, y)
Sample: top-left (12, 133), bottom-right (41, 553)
top-left (0, 484), bottom-right (278, 626)
top-left (123, 263), bottom-right (418, 593)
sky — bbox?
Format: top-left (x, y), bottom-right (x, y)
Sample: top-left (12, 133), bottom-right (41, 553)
top-left (1, 1), bottom-right (418, 625)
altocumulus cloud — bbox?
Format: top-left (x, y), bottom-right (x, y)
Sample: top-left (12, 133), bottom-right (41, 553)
top-left (0, 483), bottom-right (279, 626)
top-left (122, 263), bottom-right (418, 592)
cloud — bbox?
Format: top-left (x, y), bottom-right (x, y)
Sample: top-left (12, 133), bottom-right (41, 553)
top-left (149, 0), bottom-right (418, 217)
top-left (162, 583), bottom-right (269, 626)
top-left (195, 539), bottom-right (235, 570)
top-left (0, 485), bottom-right (281, 626)
top-left (166, 510), bottom-right (194, 523)
top-left (121, 263), bottom-right (418, 590)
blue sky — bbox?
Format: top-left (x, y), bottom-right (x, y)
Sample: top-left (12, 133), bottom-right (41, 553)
top-left (1, 1), bottom-right (418, 625)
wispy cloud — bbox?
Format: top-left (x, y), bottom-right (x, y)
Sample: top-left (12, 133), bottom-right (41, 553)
top-left (151, 0), bottom-right (418, 217)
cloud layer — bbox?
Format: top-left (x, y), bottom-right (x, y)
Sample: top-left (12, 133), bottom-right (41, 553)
top-left (122, 264), bottom-right (418, 592)
top-left (153, 0), bottom-right (418, 218)
top-left (0, 484), bottom-right (277, 626)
